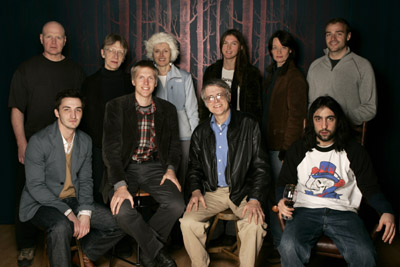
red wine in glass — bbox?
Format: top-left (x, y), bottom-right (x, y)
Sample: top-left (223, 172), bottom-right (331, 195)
top-left (282, 184), bottom-right (297, 220)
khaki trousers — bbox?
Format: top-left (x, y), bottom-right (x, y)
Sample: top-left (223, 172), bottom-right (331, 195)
top-left (180, 187), bottom-right (267, 267)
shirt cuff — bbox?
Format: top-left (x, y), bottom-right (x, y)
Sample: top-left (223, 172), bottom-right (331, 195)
top-left (64, 209), bottom-right (72, 217)
top-left (114, 180), bottom-right (128, 191)
top-left (78, 210), bottom-right (92, 219)
top-left (167, 165), bottom-right (175, 172)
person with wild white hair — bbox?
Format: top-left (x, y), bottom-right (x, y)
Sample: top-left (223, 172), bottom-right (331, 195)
top-left (145, 32), bottom-right (199, 189)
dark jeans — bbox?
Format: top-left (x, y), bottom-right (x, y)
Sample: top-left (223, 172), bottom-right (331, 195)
top-left (30, 198), bottom-right (125, 267)
top-left (15, 162), bottom-right (38, 249)
top-left (267, 150), bottom-right (284, 248)
top-left (113, 160), bottom-right (185, 259)
top-left (278, 207), bottom-right (376, 267)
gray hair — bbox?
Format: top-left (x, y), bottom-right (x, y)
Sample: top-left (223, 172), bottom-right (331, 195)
top-left (102, 33), bottom-right (128, 51)
top-left (144, 32), bottom-right (180, 62)
top-left (201, 79), bottom-right (231, 102)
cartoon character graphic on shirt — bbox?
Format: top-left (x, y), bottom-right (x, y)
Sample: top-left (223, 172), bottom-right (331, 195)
top-left (305, 161), bottom-right (345, 199)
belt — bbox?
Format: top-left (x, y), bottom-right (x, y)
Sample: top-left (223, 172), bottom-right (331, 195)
top-left (131, 152), bottom-right (159, 164)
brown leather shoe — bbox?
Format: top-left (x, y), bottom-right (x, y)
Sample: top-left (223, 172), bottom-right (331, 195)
top-left (72, 252), bottom-right (95, 267)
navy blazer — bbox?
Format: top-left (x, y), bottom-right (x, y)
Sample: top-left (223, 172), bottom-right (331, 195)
top-left (19, 121), bottom-right (93, 222)
top-left (101, 94), bottom-right (181, 202)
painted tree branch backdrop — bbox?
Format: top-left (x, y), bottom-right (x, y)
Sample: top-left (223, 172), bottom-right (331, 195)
top-left (70, 0), bottom-right (321, 94)
top-left (3, 0), bottom-right (400, 223)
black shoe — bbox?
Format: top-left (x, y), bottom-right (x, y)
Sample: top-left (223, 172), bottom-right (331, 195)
top-left (140, 250), bottom-right (157, 267)
top-left (115, 237), bottom-right (133, 258)
top-left (155, 248), bottom-right (177, 267)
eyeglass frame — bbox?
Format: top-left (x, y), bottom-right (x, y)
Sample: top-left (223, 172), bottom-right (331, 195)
top-left (104, 47), bottom-right (126, 57)
top-left (202, 92), bottom-right (229, 103)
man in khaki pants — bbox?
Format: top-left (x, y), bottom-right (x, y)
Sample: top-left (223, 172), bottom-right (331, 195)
top-left (180, 79), bottom-right (271, 267)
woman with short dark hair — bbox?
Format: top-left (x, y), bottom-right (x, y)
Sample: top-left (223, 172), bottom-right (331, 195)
top-left (262, 30), bottom-right (308, 249)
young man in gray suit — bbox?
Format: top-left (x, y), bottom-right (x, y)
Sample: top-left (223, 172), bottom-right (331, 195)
top-left (19, 90), bottom-right (124, 267)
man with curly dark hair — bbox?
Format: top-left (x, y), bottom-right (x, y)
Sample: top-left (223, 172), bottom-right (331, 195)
top-left (277, 96), bottom-right (396, 267)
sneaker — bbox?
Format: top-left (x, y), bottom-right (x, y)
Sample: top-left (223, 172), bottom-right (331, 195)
top-left (17, 247), bottom-right (35, 267)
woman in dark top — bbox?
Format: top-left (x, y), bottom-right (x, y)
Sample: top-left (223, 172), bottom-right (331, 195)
top-left (81, 34), bottom-right (133, 204)
top-left (201, 29), bottom-right (262, 122)
top-left (262, 30), bottom-right (308, 248)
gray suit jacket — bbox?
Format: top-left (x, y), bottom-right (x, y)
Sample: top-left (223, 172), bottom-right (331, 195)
top-left (19, 121), bottom-right (94, 222)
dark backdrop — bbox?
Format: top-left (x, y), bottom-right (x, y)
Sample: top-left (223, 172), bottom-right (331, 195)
top-left (2, 0), bottom-right (399, 223)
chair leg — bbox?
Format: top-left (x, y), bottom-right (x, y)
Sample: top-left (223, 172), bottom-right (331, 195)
top-left (234, 220), bottom-right (241, 253)
top-left (75, 238), bottom-right (84, 267)
top-left (136, 243), bottom-right (140, 265)
top-left (206, 216), bottom-right (220, 247)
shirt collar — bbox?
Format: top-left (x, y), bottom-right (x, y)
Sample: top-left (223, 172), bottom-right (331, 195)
top-left (135, 99), bottom-right (156, 115)
top-left (61, 133), bottom-right (75, 154)
top-left (210, 110), bottom-right (231, 129)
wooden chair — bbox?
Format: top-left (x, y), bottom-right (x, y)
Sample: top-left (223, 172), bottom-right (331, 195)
top-left (43, 235), bottom-right (84, 267)
top-left (355, 121), bottom-right (367, 146)
top-left (109, 189), bottom-right (152, 267)
top-left (206, 209), bottom-right (241, 262)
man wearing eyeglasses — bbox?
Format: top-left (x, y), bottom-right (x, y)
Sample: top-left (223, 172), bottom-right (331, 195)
top-left (180, 79), bottom-right (271, 267)
top-left (81, 34), bottom-right (133, 204)
top-left (9, 21), bottom-right (85, 267)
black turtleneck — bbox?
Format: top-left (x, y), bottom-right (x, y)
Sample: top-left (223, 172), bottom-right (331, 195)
top-left (81, 67), bottom-right (134, 147)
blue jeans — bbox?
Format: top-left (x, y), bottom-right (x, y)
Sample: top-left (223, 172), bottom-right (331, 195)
top-left (267, 150), bottom-right (284, 248)
top-left (30, 198), bottom-right (125, 267)
top-left (278, 208), bottom-right (376, 267)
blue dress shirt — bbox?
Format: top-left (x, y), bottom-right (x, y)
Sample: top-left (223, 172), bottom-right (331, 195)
top-left (210, 111), bottom-right (231, 187)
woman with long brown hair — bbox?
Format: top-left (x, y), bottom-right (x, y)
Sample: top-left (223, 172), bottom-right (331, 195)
top-left (201, 29), bottom-right (262, 122)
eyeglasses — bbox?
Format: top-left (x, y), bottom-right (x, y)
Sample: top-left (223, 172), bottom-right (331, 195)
top-left (104, 48), bottom-right (125, 57)
top-left (203, 93), bottom-right (227, 103)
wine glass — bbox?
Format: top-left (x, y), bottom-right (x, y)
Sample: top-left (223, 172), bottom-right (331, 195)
top-left (282, 184), bottom-right (297, 220)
